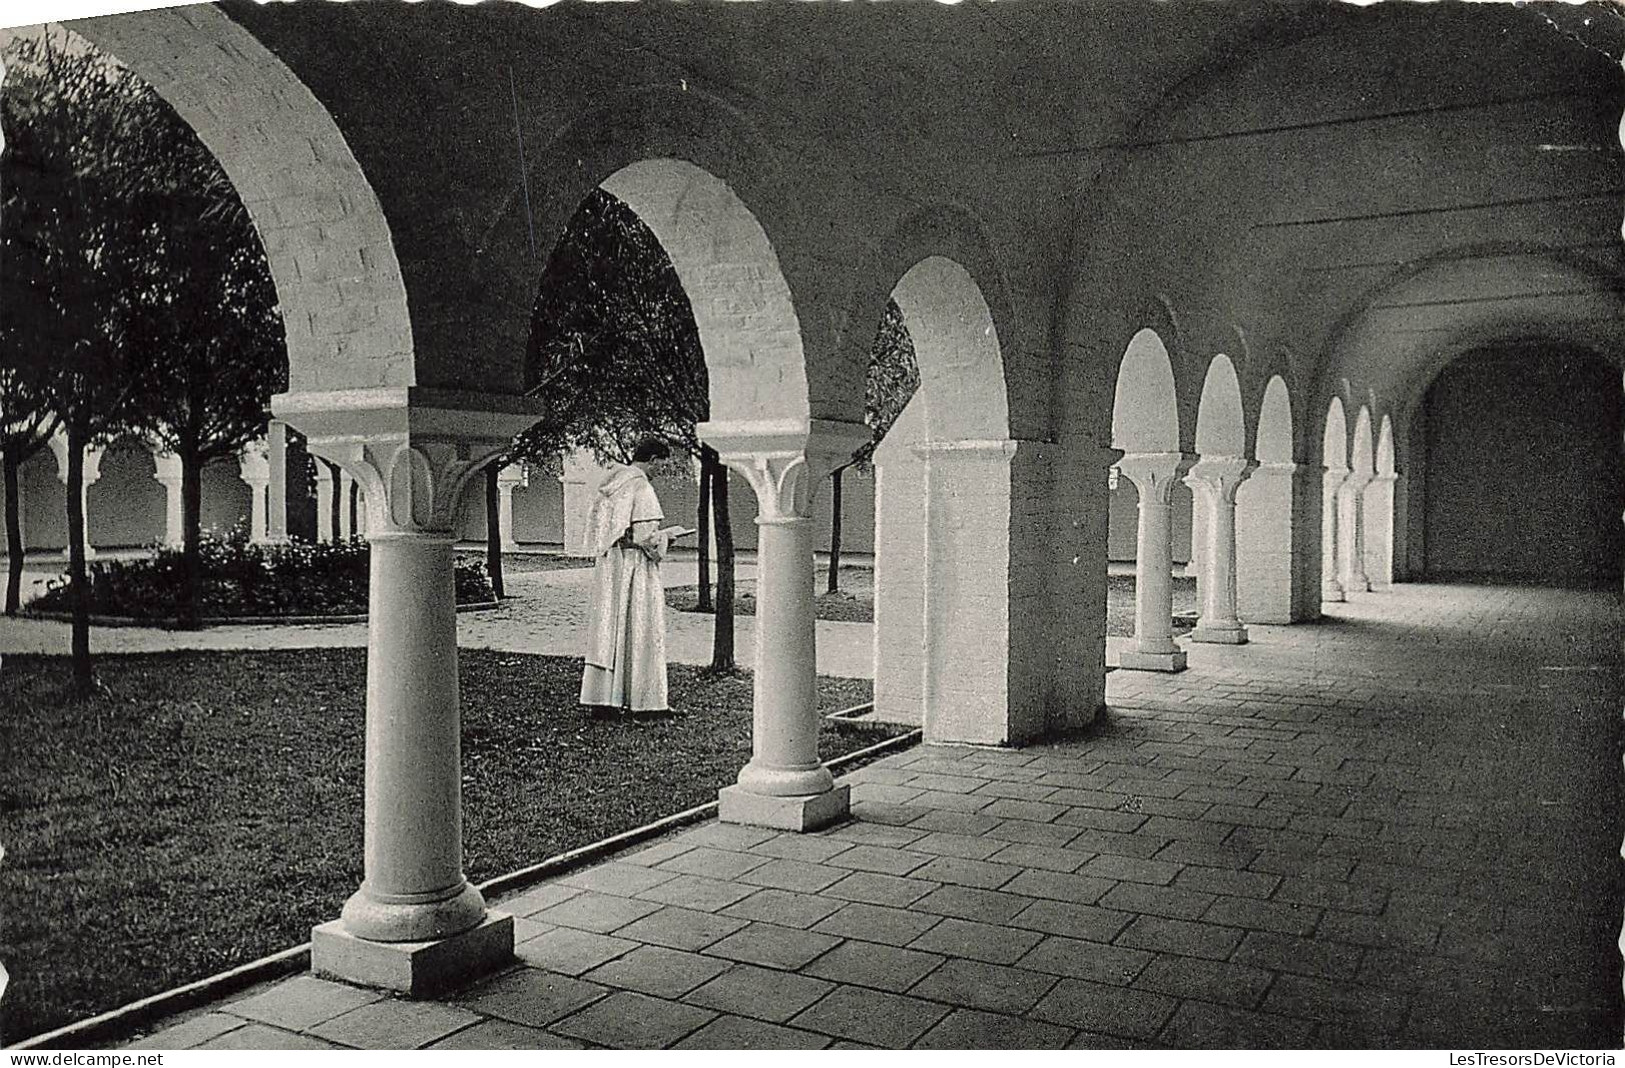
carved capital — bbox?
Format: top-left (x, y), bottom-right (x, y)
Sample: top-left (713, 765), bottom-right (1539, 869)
top-left (151, 449), bottom-right (182, 484)
top-left (697, 418), bottom-right (869, 521)
top-left (1116, 451), bottom-right (1196, 505)
top-left (48, 430), bottom-right (104, 486)
top-left (1184, 456), bottom-right (1256, 505)
top-left (238, 439), bottom-right (271, 485)
top-left (497, 462), bottom-right (528, 490)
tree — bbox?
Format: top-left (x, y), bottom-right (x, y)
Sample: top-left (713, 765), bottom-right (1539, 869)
top-left (519, 190), bottom-right (743, 671)
top-left (827, 300), bottom-right (920, 593)
top-left (0, 370), bottom-right (57, 616)
top-left (1, 29), bottom-right (167, 692)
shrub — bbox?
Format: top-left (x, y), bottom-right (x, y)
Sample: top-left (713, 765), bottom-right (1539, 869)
top-left (31, 528), bottom-right (495, 620)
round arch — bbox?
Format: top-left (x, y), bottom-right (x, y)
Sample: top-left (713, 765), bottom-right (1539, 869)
top-left (1195, 354), bottom-right (1246, 457)
top-left (1350, 406), bottom-right (1375, 478)
top-left (1321, 396), bottom-right (1349, 471)
top-left (890, 256), bottom-right (1009, 442)
top-left (1256, 375), bottom-right (1294, 464)
top-left (1112, 329), bottom-right (1182, 452)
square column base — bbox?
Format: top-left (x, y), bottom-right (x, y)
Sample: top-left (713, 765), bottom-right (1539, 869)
top-left (311, 912), bottom-right (514, 997)
top-left (1191, 625), bottom-right (1248, 645)
top-left (718, 783), bottom-right (850, 832)
top-left (1118, 649), bottom-right (1188, 673)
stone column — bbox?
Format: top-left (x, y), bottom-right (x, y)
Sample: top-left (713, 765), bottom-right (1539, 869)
top-left (1363, 471), bottom-right (1398, 590)
top-left (1185, 457), bottom-right (1255, 644)
top-left (700, 418), bottom-right (869, 832)
top-left (339, 471), bottom-right (357, 540)
top-left (1321, 467), bottom-right (1348, 602)
top-left (275, 386), bottom-right (537, 995)
top-left (267, 420), bottom-right (289, 542)
top-left (496, 463), bottom-right (526, 551)
top-left (559, 449), bottom-right (606, 557)
top-left (49, 432), bottom-right (102, 559)
top-left (1117, 452), bottom-right (1194, 672)
top-left (239, 440), bottom-right (272, 543)
top-left (315, 464), bottom-right (336, 543)
top-left (1337, 471), bottom-right (1372, 595)
top-left (1185, 495), bottom-right (1206, 587)
top-left (870, 405), bottom-right (928, 728)
top-left (151, 450), bottom-right (184, 548)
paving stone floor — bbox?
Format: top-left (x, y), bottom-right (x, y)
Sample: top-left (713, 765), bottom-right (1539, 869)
top-left (116, 582), bottom-right (1621, 1049)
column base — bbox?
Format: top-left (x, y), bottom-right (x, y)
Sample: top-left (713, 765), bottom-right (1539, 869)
top-left (719, 783), bottom-right (849, 832)
top-left (1118, 648), bottom-right (1188, 673)
top-left (311, 912), bottom-right (514, 997)
top-left (1321, 585), bottom-right (1345, 603)
top-left (1191, 623), bottom-right (1248, 645)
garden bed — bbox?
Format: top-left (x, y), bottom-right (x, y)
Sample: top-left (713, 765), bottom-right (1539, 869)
top-left (0, 648), bottom-right (888, 1044)
top-left (667, 565), bottom-right (875, 624)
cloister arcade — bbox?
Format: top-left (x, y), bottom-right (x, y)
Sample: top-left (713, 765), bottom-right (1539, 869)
top-left (18, 0), bottom-right (1624, 1020)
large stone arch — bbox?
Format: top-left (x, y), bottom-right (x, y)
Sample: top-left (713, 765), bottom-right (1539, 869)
top-left (68, 7), bottom-right (414, 393)
top-left (1112, 328), bottom-right (1182, 453)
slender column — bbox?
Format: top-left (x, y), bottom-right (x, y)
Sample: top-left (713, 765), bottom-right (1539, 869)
top-left (700, 418), bottom-right (868, 831)
top-left (1363, 471), bottom-right (1398, 590)
top-left (275, 387), bottom-right (538, 994)
top-left (49, 432), bottom-right (101, 558)
top-left (1321, 467), bottom-right (1348, 602)
top-left (266, 420), bottom-right (289, 542)
top-left (339, 472), bottom-right (356, 540)
top-left (239, 440), bottom-right (271, 543)
top-left (315, 465), bottom-right (336, 542)
top-left (1186, 457), bottom-right (1254, 644)
top-left (1185, 494), bottom-right (1206, 585)
top-left (496, 463), bottom-right (525, 550)
top-left (1117, 452), bottom-right (1193, 672)
top-left (152, 450), bottom-right (184, 548)
top-left (1337, 471), bottom-right (1372, 595)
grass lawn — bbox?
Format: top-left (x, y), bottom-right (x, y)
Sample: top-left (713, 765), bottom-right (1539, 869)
top-left (464, 551), bottom-right (596, 575)
top-left (1106, 572), bottom-right (1199, 637)
top-left (0, 649), bottom-right (886, 1044)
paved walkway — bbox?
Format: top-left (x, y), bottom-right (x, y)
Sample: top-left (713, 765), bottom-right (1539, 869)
top-left (102, 582), bottom-right (1620, 1050)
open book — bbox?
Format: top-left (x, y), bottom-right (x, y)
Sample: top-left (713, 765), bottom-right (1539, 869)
top-left (659, 526), bottom-right (697, 541)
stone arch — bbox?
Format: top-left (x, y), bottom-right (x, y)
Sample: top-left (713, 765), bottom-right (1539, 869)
top-left (68, 7), bottom-right (414, 393)
top-left (1321, 396), bottom-right (1350, 471)
top-left (1256, 376), bottom-right (1294, 465)
top-left (1376, 416), bottom-right (1396, 476)
top-left (1195, 355), bottom-right (1246, 458)
top-left (1350, 406), bottom-right (1375, 479)
top-left (1320, 396), bottom-right (1350, 601)
top-left (1112, 329), bottom-right (1182, 453)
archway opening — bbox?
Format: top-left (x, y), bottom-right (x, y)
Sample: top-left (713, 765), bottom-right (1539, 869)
top-left (1321, 396), bottom-right (1350, 601)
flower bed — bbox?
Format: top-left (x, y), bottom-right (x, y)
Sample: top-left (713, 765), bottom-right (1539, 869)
top-left (28, 532), bottom-right (495, 622)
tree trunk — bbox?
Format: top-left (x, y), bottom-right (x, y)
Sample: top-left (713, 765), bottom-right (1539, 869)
top-left (177, 448), bottom-right (204, 629)
top-left (827, 466), bottom-right (844, 595)
top-left (708, 446), bottom-right (736, 672)
top-left (485, 462), bottom-right (505, 600)
top-left (325, 459), bottom-right (343, 541)
top-left (4, 451), bottom-right (24, 616)
top-left (65, 425), bottom-right (92, 696)
top-left (696, 453), bottom-right (712, 612)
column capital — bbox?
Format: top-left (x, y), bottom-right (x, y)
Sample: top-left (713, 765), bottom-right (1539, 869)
top-left (48, 430), bottom-right (105, 485)
top-left (151, 449), bottom-right (183, 483)
top-left (1369, 471), bottom-right (1400, 486)
top-left (272, 388), bottom-right (542, 537)
top-left (697, 418), bottom-right (869, 520)
top-left (496, 462), bottom-right (528, 490)
top-left (238, 439), bottom-right (271, 485)
top-left (1116, 451), bottom-right (1196, 503)
top-left (1184, 456), bottom-right (1257, 503)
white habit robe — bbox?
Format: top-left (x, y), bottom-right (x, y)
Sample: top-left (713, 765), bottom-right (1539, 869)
top-left (579, 464), bottom-right (670, 711)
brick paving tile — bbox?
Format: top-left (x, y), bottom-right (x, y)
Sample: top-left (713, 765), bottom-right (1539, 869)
top-left (1156, 999), bottom-right (1318, 1049)
top-left (914, 1008), bottom-right (1072, 1050)
top-left (909, 811), bottom-right (1005, 837)
top-left (1201, 896), bottom-right (1320, 937)
top-left (747, 832), bottom-right (855, 865)
top-left (515, 926), bottom-right (638, 975)
top-left (907, 789), bottom-right (1001, 814)
top-left (908, 916), bottom-right (1044, 965)
top-left (1248, 851), bottom-right (1355, 880)
top-left (849, 800), bottom-right (929, 826)
top-left (907, 772), bottom-right (992, 794)
top-left (790, 984), bottom-right (951, 1047)
top-left (822, 843), bottom-right (933, 876)
top-left (906, 958), bottom-right (1058, 1015)
top-left (1173, 864), bottom-right (1279, 899)
top-left (427, 1020), bottom-right (584, 1050)
top-left (456, 969), bottom-right (610, 1028)
top-left (634, 873), bottom-right (757, 913)
top-left (680, 823), bottom-right (779, 852)
top-left (1232, 930), bottom-right (1364, 981)
top-left (1261, 974), bottom-right (1409, 1034)
top-left (197, 1024), bottom-right (339, 1051)
top-left (308, 999), bottom-right (482, 1050)
top-left (986, 842), bottom-right (1093, 873)
top-left (824, 870), bottom-right (940, 907)
top-left (973, 780), bottom-right (1060, 802)
top-left (1138, 815), bottom-right (1234, 844)
top-left (225, 976), bottom-right (383, 1031)
top-left (811, 901), bottom-right (943, 946)
top-left (552, 990), bottom-right (716, 1049)
top-left (735, 857), bottom-right (848, 894)
top-left (704, 921), bottom-right (842, 970)
top-left (1029, 978), bottom-right (1178, 1040)
top-left (1079, 853), bottom-right (1183, 886)
top-left (818, 821), bottom-right (927, 848)
top-left (127, 1014), bottom-right (246, 1050)
top-left (720, 888), bottom-right (844, 929)
top-left (1100, 881), bottom-right (1216, 920)
top-left (683, 964), bottom-right (836, 1023)
top-left (851, 782), bottom-right (926, 805)
top-left (584, 944), bottom-right (731, 998)
top-left (557, 861), bottom-right (680, 897)
top-left (673, 1014), bottom-right (831, 1049)
top-left (1056, 806), bottom-right (1149, 834)
top-left (988, 818), bottom-right (1085, 847)
top-left (1131, 953), bottom-right (1275, 1010)
top-left (494, 883), bottom-right (583, 917)
top-left (532, 890), bottom-right (662, 934)
top-left (1015, 935), bottom-right (1153, 986)
top-left (1133, 796), bottom-right (1218, 820)
top-left (903, 855), bottom-right (1018, 891)
top-left (1067, 1030), bottom-right (1168, 1050)
top-left (1067, 828), bottom-right (1173, 861)
top-left (1010, 898), bottom-right (1135, 943)
top-left (908, 830), bottom-right (1009, 860)
top-left (1001, 868), bottom-right (1115, 904)
top-left (1273, 876), bottom-right (1388, 915)
top-left (982, 798), bottom-right (1067, 822)
top-left (803, 939), bottom-right (945, 992)
top-left (913, 884), bottom-right (1035, 924)
top-left (657, 846), bottom-right (772, 881)
top-left (1317, 909), bottom-right (1440, 952)
top-left (1155, 841), bottom-right (1257, 873)
top-left (1115, 915), bottom-right (1245, 961)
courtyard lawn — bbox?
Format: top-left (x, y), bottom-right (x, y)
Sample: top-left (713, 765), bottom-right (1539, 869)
top-left (0, 649), bottom-right (884, 1044)
top-left (461, 550), bottom-right (596, 575)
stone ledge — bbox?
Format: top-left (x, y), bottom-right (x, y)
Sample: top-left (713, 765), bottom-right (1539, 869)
top-left (310, 913), bottom-right (515, 998)
top-left (718, 783), bottom-right (850, 832)
top-left (1117, 649), bottom-right (1189, 673)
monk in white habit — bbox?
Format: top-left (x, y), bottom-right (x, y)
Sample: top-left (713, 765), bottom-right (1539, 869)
top-left (580, 438), bottom-right (688, 713)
